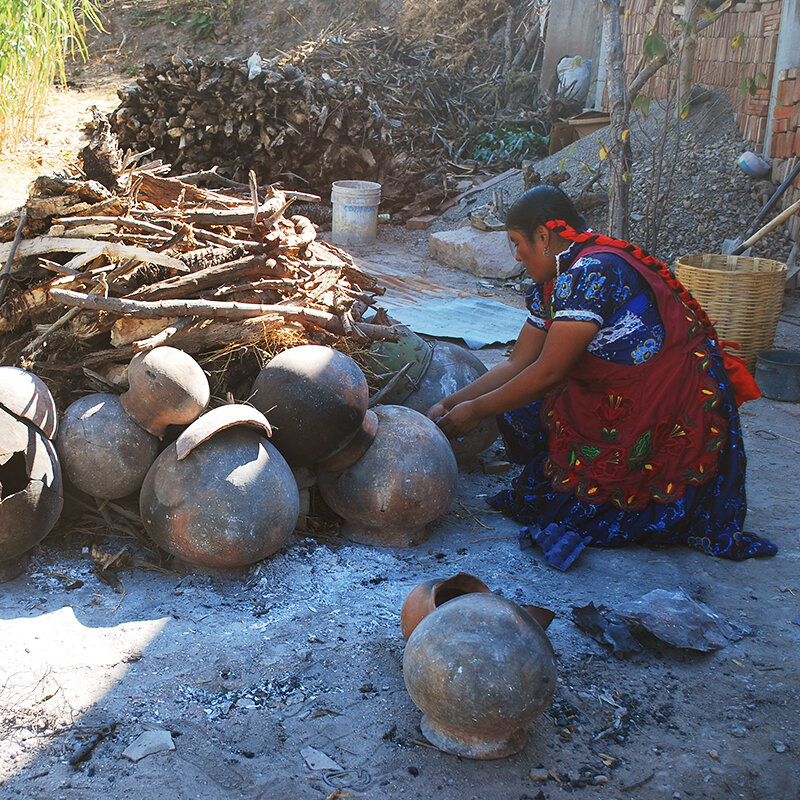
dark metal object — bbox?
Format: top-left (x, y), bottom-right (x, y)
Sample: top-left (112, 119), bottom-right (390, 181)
top-left (250, 345), bottom-right (369, 467)
top-left (0, 365), bottom-right (58, 439)
top-left (56, 393), bottom-right (159, 500)
top-left (140, 420), bottom-right (299, 569)
top-left (0, 408), bottom-right (63, 575)
top-left (403, 593), bottom-right (557, 759)
top-left (120, 346), bottom-right (210, 437)
top-left (317, 405), bottom-right (457, 547)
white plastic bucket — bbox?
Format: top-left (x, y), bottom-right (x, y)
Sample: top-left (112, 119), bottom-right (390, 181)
top-left (331, 180), bottom-right (381, 245)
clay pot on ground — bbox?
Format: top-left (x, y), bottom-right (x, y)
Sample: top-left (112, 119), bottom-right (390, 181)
top-left (120, 346), bottom-right (210, 437)
top-left (364, 332), bottom-right (498, 470)
top-left (317, 405), bottom-right (458, 547)
top-left (0, 366), bottom-right (58, 439)
top-left (403, 593), bottom-right (557, 759)
top-left (401, 341), bottom-right (499, 471)
top-left (401, 572), bottom-right (492, 640)
top-left (0, 408), bottom-right (63, 581)
top-left (250, 344), bottom-right (371, 468)
top-left (139, 405), bottom-right (299, 569)
top-left (56, 393), bottom-right (159, 500)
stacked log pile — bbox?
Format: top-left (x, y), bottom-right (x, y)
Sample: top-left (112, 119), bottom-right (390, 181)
top-left (0, 130), bottom-right (399, 409)
top-left (109, 26), bottom-right (547, 216)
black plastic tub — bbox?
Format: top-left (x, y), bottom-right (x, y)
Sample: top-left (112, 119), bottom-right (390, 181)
top-left (755, 349), bottom-right (800, 402)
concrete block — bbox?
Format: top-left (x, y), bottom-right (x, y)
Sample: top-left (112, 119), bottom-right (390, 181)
top-left (429, 228), bottom-right (520, 279)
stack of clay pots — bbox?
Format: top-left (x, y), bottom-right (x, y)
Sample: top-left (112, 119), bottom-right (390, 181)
top-left (250, 344), bottom-right (459, 548)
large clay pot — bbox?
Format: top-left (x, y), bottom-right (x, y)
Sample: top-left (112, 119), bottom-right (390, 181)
top-left (250, 345), bottom-right (370, 468)
top-left (403, 341), bottom-right (499, 470)
top-left (0, 408), bottom-right (63, 580)
top-left (317, 405), bottom-right (458, 547)
top-left (0, 366), bottom-right (58, 439)
top-left (403, 593), bottom-right (557, 759)
top-left (120, 346), bottom-right (210, 437)
top-left (139, 405), bottom-right (299, 569)
top-left (401, 573), bottom-right (492, 640)
top-left (56, 393), bottom-right (159, 499)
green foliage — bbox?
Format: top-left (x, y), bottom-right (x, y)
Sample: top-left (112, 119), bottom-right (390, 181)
top-left (0, 0), bottom-right (103, 150)
top-left (642, 31), bottom-right (667, 60)
top-left (186, 9), bottom-right (218, 39)
top-left (472, 125), bottom-right (548, 166)
top-left (739, 72), bottom-right (769, 98)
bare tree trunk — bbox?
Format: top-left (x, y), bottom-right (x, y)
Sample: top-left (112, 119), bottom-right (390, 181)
top-left (600, 0), bottom-right (631, 240)
top-left (678, 0), bottom-right (700, 114)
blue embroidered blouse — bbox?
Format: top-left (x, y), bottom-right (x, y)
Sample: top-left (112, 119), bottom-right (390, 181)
top-left (524, 241), bottom-right (665, 365)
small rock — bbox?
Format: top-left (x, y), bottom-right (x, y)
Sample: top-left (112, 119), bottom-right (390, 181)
top-left (730, 726), bottom-right (747, 738)
top-left (121, 729), bottom-right (175, 762)
top-left (300, 746), bottom-right (341, 771)
top-left (530, 768), bottom-right (550, 782)
top-left (773, 741), bottom-right (787, 753)
top-left (708, 749), bottom-right (720, 760)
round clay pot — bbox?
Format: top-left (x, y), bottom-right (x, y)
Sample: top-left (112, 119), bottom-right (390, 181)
top-left (400, 572), bottom-right (492, 640)
top-left (139, 410), bottom-right (299, 569)
top-left (250, 345), bottom-right (369, 468)
top-left (0, 408), bottom-right (63, 576)
top-left (120, 346), bottom-right (210, 437)
top-left (403, 593), bottom-right (557, 759)
top-left (56, 393), bottom-right (159, 499)
top-left (402, 341), bottom-right (499, 470)
top-left (317, 405), bottom-right (457, 547)
top-left (0, 366), bottom-right (58, 439)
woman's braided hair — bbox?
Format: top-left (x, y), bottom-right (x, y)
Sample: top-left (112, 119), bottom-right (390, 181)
top-left (504, 185), bottom-right (719, 344)
top-left (544, 218), bottom-right (720, 344)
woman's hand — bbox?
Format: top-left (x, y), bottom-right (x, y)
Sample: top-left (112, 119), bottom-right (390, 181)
top-left (436, 400), bottom-right (482, 439)
top-left (426, 400), bottom-right (448, 421)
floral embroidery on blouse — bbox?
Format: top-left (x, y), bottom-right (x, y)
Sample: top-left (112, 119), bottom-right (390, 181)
top-left (524, 243), bottom-right (665, 364)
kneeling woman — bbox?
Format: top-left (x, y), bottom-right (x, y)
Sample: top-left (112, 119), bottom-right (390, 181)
top-left (429, 186), bottom-right (776, 569)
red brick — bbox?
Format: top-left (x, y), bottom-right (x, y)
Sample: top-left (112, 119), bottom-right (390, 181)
top-left (773, 116), bottom-right (789, 133)
top-left (773, 102), bottom-right (793, 119)
top-left (778, 78), bottom-right (795, 105)
top-left (406, 215), bottom-right (438, 231)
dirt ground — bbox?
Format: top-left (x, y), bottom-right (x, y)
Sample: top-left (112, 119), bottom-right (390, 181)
top-left (1, 6), bottom-right (800, 800)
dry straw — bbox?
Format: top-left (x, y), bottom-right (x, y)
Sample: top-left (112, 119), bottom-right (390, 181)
top-left (674, 253), bottom-right (786, 373)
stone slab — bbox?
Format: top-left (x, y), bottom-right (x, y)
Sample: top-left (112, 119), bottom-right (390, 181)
top-left (428, 228), bottom-right (520, 279)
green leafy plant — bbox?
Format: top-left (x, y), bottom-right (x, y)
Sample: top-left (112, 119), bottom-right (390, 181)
top-left (186, 9), bottom-right (218, 39)
top-left (0, 0), bottom-right (103, 150)
top-left (472, 125), bottom-right (548, 166)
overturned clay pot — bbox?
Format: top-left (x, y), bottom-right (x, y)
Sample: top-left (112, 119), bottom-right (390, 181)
top-left (120, 346), bottom-right (210, 437)
top-left (401, 341), bottom-right (499, 471)
top-left (401, 572), bottom-right (492, 640)
top-left (250, 344), bottom-right (369, 468)
top-left (0, 366), bottom-right (59, 439)
top-left (0, 408), bottom-right (63, 578)
top-left (56, 393), bottom-right (159, 500)
top-left (317, 405), bottom-right (457, 547)
top-left (403, 593), bottom-right (557, 759)
top-left (140, 407), bottom-right (299, 569)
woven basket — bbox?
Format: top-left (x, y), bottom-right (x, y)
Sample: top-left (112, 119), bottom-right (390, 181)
top-left (674, 253), bottom-right (786, 374)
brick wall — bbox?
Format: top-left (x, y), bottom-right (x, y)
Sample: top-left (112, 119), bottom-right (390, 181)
top-left (771, 67), bottom-right (800, 240)
top-left (621, 0), bottom-right (781, 149)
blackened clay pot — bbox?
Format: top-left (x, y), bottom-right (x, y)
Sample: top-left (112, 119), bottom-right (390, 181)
top-left (403, 593), bottom-right (557, 759)
top-left (249, 345), bottom-right (370, 468)
top-left (140, 408), bottom-right (299, 569)
top-left (317, 405), bottom-right (457, 547)
top-left (400, 572), bottom-right (492, 640)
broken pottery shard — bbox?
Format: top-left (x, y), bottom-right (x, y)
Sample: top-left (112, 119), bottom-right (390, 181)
top-left (300, 746), bottom-right (342, 771)
top-left (570, 602), bottom-right (643, 657)
top-left (617, 588), bottom-right (749, 652)
top-left (122, 728), bottom-right (176, 762)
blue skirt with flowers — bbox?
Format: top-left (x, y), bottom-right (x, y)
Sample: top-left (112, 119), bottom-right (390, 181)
top-left (489, 344), bottom-right (777, 569)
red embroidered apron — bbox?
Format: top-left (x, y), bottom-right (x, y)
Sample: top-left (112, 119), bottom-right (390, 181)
top-left (541, 245), bottom-right (728, 511)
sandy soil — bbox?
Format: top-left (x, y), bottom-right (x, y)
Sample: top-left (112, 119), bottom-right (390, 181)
top-left (1, 6), bottom-right (799, 800)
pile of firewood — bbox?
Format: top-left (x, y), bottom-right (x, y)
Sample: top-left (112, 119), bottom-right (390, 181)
top-left (0, 128), bottom-right (399, 409)
top-left (109, 25), bottom-right (549, 216)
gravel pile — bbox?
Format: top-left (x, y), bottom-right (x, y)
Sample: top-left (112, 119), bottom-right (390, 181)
top-left (437, 90), bottom-right (796, 268)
